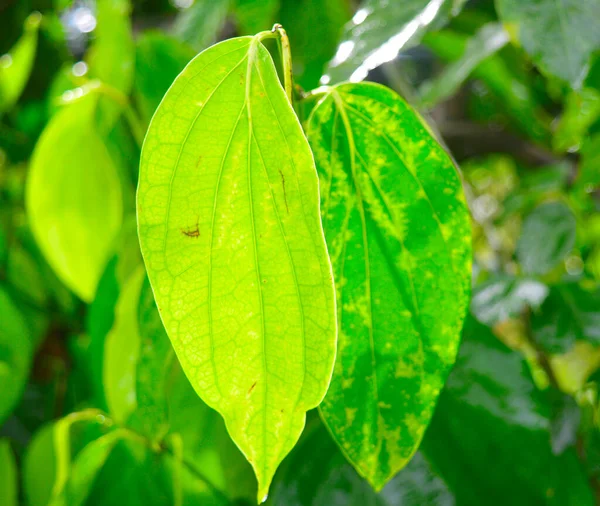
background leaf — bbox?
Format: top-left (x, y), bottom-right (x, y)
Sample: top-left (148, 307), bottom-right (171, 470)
top-left (0, 439), bottom-right (17, 506)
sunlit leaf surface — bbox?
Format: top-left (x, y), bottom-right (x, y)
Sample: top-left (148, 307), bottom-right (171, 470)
top-left (137, 34), bottom-right (337, 501)
top-left (307, 82), bottom-right (471, 489)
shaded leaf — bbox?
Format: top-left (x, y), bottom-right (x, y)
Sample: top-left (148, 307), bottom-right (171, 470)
top-left (0, 439), bottom-right (17, 506)
top-left (421, 317), bottom-right (595, 506)
top-left (278, 0), bottom-right (351, 89)
top-left (532, 283), bottom-right (600, 354)
top-left (307, 82), bottom-right (471, 489)
top-left (234, 0), bottom-right (279, 34)
top-left (137, 34), bottom-right (337, 500)
top-left (516, 201), bottom-right (576, 276)
top-left (0, 287), bottom-right (33, 424)
top-left (419, 23), bottom-right (509, 108)
top-left (471, 276), bottom-right (548, 326)
top-left (26, 95), bottom-right (123, 301)
top-left (324, 0), bottom-right (465, 83)
top-left (270, 417), bottom-right (455, 506)
top-left (133, 32), bottom-right (195, 125)
top-left (0, 12), bottom-right (41, 114)
top-left (495, 0), bottom-right (600, 86)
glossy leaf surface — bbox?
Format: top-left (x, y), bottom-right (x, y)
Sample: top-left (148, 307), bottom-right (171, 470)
top-left (496, 0), bottom-right (600, 86)
top-left (0, 12), bottom-right (41, 114)
top-left (422, 317), bottom-right (595, 506)
top-left (0, 287), bottom-right (33, 424)
top-left (516, 201), bottom-right (576, 276)
top-left (307, 82), bottom-right (471, 489)
top-left (26, 97), bottom-right (123, 301)
top-left (323, 0), bottom-right (465, 83)
top-left (137, 35), bottom-right (337, 500)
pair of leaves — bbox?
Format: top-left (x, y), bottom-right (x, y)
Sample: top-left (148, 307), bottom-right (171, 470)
top-left (138, 29), bottom-right (471, 500)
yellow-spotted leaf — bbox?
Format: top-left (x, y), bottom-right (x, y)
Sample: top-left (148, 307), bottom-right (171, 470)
top-left (137, 34), bottom-right (337, 501)
top-left (26, 95), bottom-right (123, 302)
top-left (307, 82), bottom-right (471, 490)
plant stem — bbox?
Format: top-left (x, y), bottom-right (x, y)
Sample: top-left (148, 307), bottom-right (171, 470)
top-left (272, 24), bottom-right (294, 104)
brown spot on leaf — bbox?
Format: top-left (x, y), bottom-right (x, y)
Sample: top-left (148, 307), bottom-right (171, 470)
top-left (279, 169), bottom-right (289, 214)
top-left (248, 381), bottom-right (257, 394)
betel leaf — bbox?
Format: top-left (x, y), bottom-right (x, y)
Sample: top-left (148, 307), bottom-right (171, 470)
top-left (0, 439), bottom-right (17, 506)
top-left (516, 201), bottom-right (576, 276)
top-left (0, 287), bottom-right (33, 424)
top-left (0, 12), bottom-right (41, 114)
top-left (532, 283), bottom-right (600, 354)
top-left (323, 0), bottom-right (465, 84)
top-left (495, 0), bottom-right (600, 87)
top-left (306, 82), bottom-right (471, 490)
top-left (419, 22), bottom-right (509, 108)
top-left (137, 34), bottom-right (337, 501)
top-left (26, 95), bottom-right (123, 302)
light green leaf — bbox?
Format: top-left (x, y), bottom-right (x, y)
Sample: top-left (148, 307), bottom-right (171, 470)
top-left (103, 265), bottom-right (145, 423)
top-left (553, 88), bottom-right (600, 153)
top-left (0, 12), bottom-right (41, 114)
top-left (516, 201), bottom-right (576, 276)
top-left (495, 0), bottom-right (600, 87)
top-left (323, 0), bottom-right (465, 84)
top-left (419, 23), bottom-right (509, 108)
top-left (0, 439), bottom-right (17, 506)
top-left (0, 287), bottom-right (33, 424)
top-left (137, 34), bottom-right (337, 501)
top-left (133, 32), bottom-right (196, 125)
top-left (173, 0), bottom-right (230, 51)
top-left (306, 82), bottom-right (471, 490)
top-left (26, 95), bottom-right (123, 302)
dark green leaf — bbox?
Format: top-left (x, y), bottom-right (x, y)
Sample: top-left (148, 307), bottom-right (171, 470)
top-left (0, 287), bottom-right (33, 424)
top-left (0, 439), bottom-right (17, 506)
top-left (516, 201), bottom-right (576, 275)
top-left (307, 82), bottom-right (471, 489)
top-left (532, 283), bottom-right (600, 354)
top-left (495, 0), bottom-right (600, 86)
top-left (421, 317), bottom-right (595, 506)
top-left (234, 0), bottom-right (279, 34)
top-left (133, 32), bottom-right (195, 126)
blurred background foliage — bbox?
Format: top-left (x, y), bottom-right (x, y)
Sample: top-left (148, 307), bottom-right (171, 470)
top-left (1, 0), bottom-right (600, 504)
